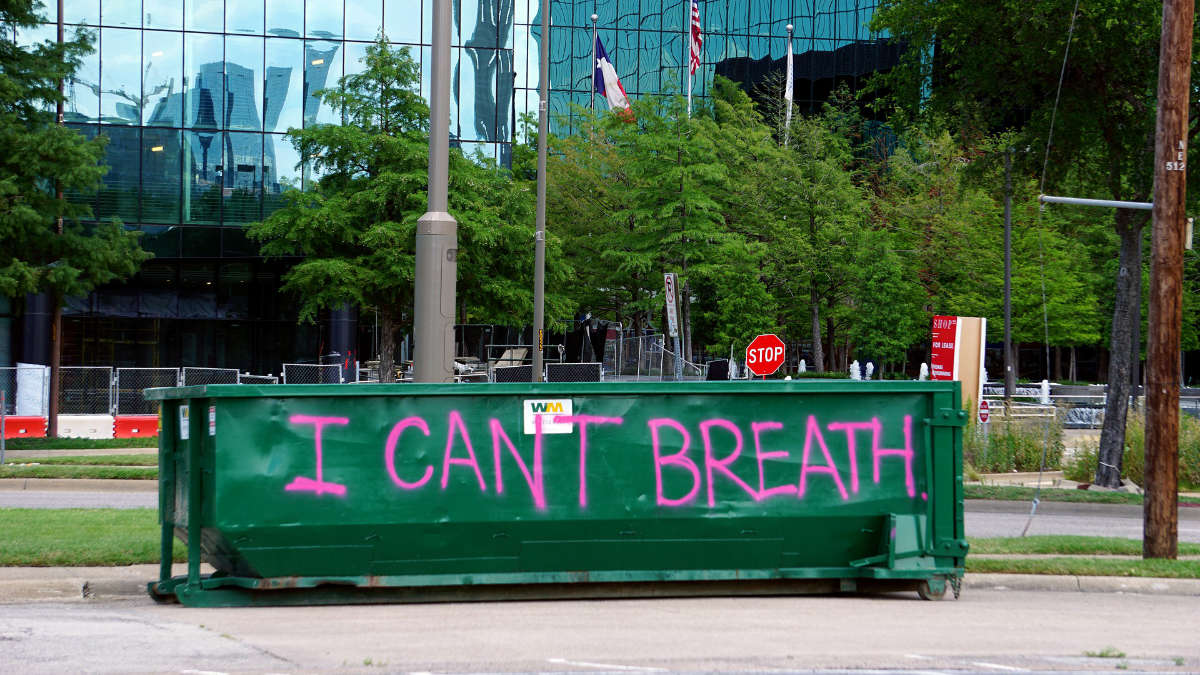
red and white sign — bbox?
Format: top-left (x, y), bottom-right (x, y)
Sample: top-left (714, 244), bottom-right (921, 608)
top-left (929, 315), bottom-right (959, 381)
top-left (978, 399), bottom-right (990, 424)
top-left (745, 334), bottom-right (786, 376)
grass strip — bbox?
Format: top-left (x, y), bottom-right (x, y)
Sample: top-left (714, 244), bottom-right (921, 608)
top-left (0, 465), bottom-right (156, 480)
top-left (0, 508), bottom-right (183, 566)
top-left (1, 437), bottom-right (158, 450)
top-left (967, 556), bottom-right (1200, 578)
top-left (969, 535), bottom-right (1200, 556)
top-left (6, 454), bottom-right (158, 467)
top-left (966, 484), bottom-right (1146, 504)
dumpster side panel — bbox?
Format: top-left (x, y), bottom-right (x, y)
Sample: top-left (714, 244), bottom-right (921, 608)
top-left (190, 385), bottom-right (961, 581)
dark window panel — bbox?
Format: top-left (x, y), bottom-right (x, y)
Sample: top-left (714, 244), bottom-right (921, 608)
top-left (222, 227), bottom-right (258, 257)
top-left (223, 131), bottom-right (263, 225)
top-left (96, 126), bottom-right (140, 223)
top-left (181, 228), bottom-right (221, 258)
top-left (184, 130), bottom-right (223, 225)
top-left (140, 225), bottom-right (181, 258)
top-left (141, 128), bottom-right (182, 224)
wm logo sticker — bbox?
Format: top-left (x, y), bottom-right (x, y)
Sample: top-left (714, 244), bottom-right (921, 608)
top-left (523, 399), bottom-right (574, 435)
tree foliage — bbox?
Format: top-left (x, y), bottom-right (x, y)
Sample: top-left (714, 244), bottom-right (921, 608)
top-left (0, 0), bottom-right (148, 303)
top-left (249, 39), bottom-right (570, 380)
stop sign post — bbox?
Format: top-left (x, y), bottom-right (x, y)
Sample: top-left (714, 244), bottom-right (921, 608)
top-left (745, 334), bottom-right (786, 378)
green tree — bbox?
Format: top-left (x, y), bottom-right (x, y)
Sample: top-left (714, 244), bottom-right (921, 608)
top-left (250, 39), bottom-right (565, 380)
top-left (871, 0), bottom-right (1195, 485)
top-left (1, 0), bottom-right (148, 432)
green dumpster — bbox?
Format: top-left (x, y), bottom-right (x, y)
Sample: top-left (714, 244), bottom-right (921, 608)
top-left (146, 381), bottom-right (968, 606)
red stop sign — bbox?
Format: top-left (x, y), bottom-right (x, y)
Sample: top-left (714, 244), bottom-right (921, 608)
top-left (745, 334), bottom-right (786, 376)
top-left (978, 399), bottom-right (990, 424)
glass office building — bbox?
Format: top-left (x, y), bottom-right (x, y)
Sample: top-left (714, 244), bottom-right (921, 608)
top-left (5, 0), bottom-right (895, 373)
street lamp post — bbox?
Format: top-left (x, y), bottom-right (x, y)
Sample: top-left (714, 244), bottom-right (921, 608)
top-left (413, 0), bottom-right (458, 383)
top-left (532, 0), bottom-right (550, 382)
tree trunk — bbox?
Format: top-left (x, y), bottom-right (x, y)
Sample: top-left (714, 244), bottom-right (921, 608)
top-left (379, 308), bottom-right (398, 383)
top-left (1069, 346), bottom-right (1077, 382)
top-left (1131, 228), bottom-right (1143, 410)
top-left (1097, 218), bottom-right (1146, 487)
top-left (1055, 345), bottom-right (1063, 382)
top-left (810, 279), bottom-right (824, 372)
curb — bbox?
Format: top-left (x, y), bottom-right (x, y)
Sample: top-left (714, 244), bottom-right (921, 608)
top-left (965, 573), bottom-right (1200, 596)
top-left (2, 568), bottom-right (1198, 603)
top-left (0, 478), bottom-right (157, 492)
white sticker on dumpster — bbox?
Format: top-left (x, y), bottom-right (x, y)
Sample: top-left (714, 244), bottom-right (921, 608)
top-left (208, 406), bottom-right (216, 436)
top-left (523, 399), bottom-right (573, 434)
top-left (178, 405), bottom-right (189, 440)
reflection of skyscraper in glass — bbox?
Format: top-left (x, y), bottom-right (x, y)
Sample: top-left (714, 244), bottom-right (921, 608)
top-left (462, 0), bottom-right (513, 148)
top-left (303, 43), bottom-right (340, 126)
top-left (264, 66), bottom-right (293, 133)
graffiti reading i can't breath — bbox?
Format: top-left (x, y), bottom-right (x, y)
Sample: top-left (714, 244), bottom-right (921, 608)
top-left (285, 412), bottom-right (917, 509)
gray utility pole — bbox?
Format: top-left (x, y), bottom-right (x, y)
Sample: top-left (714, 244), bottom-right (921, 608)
top-left (1003, 150), bottom-right (1014, 404)
top-left (413, 0), bottom-right (458, 383)
top-left (1144, 0), bottom-right (1192, 559)
top-left (48, 0), bottom-right (64, 437)
top-left (532, 0), bottom-right (550, 382)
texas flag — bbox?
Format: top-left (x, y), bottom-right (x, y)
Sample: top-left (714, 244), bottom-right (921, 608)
top-left (594, 36), bottom-right (633, 118)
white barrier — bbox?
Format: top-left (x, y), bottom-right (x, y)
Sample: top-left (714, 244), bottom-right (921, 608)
top-left (56, 414), bottom-right (116, 439)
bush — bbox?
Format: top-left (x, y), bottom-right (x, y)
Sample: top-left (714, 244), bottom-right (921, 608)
top-left (1065, 413), bottom-right (1200, 488)
top-left (964, 413), bottom-right (1064, 473)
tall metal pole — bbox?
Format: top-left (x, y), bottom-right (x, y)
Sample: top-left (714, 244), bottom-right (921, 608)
top-left (48, 0), bottom-right (64, 437)
top-left (413, 0), bottom-right (458, 383)
top-left (1144, 0), bottom-right (1192, 559)
top-left (532, 0), bottom-right (550, 382)
top-left (1003, 150), bottom-right (1014, 404)
top-left (684, 0), bottom-right (691, 116)
top-left (590, 14), bottom-right (598, 113)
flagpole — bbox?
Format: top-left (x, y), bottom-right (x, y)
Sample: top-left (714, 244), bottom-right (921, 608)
top-left (784, 23), bottom-right (793, 148)
top-left (590, 13), bottom-right (598, 113)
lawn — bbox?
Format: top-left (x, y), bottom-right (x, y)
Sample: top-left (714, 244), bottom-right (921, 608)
top-left (0, 508), bottom-right (182, 566)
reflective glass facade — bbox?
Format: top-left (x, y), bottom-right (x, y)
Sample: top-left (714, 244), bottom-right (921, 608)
top-left (11, 0), bottom-right (894, 372)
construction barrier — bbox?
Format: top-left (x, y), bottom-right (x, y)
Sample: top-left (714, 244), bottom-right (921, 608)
top-left (56, 414), bottom-right (116, 440)
top-left (146, 381), bottom-right (968, 606)
top-left (1, 416), bottom-right (47, 439)
top-left (114, 415), bottom-right (160, 438)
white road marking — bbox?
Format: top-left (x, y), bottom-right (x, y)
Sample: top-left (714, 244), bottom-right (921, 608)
top-left (972, 662), bottom-right (1028, 672)
top-left (546, 657), bottom-right (666, 672)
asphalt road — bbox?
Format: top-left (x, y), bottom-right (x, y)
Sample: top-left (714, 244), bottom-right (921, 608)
top-left (2, 590), bottom-right (1197, 674)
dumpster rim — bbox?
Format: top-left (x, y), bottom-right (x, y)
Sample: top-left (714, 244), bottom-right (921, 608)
top-left (144, 380), bottom-right (959, 400)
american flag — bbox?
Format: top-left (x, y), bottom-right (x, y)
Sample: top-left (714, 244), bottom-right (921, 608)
top-left (689, 0), bottom-right (703, 75)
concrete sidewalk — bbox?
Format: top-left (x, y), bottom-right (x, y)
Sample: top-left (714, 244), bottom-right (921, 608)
top-left (0, 478), bottom-right (156, 492)
top-left (1, 564), bottom-right (1197, 603)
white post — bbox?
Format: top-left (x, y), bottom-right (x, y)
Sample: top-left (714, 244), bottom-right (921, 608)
top-left (590, 14), bottom-right (598, 113)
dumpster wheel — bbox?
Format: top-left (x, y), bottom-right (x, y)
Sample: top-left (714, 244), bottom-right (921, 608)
top-left (917, 577), bottom-right (947, 601)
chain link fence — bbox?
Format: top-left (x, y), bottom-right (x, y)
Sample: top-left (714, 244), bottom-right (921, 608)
top-left (282, 363), bottom-right (343, 384)
top-left (58, 366), bottom-right (113, 415)
top-left (182, 367), bottom-right (239, 386)
top-left (115, 368), bottom-right (181, 415)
